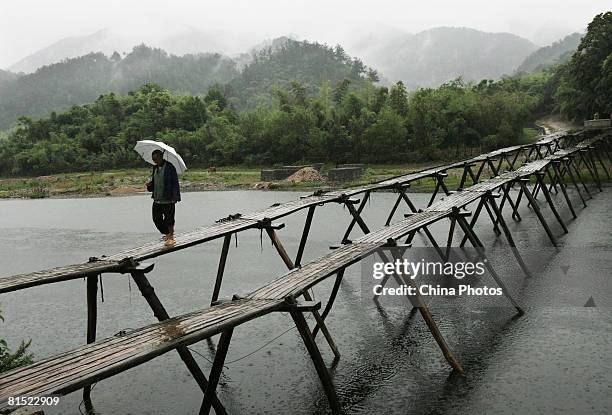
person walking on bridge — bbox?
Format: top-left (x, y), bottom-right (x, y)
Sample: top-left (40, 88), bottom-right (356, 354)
top-left (146, 149), bottom-right (181, 247)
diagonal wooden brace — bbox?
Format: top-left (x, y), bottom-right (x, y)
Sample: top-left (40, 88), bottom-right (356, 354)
top-left (453, 210), bottom-right (524, 314)
top-left (535, 172), bottom-right (568, 234)
top-left (127, 263), bottom-right (228, 415)
top-left (264, 226), bottom-right (341, 359)
top-left (518, 179), bottom-right (558, 247)
top-left (199, 328), bottom-right (234, 415)
top-left (341, 192), bottom-right (370, 242)
top-left (287, 299), bottom-right (341, 414)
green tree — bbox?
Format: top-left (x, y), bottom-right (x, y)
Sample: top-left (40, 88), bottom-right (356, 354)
top-left (556, 12), bottom-right (612, 119)
top-left (388, 81), bottom-right (409, 116)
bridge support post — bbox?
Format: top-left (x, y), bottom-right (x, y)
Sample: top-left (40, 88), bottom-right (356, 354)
top-left (486, 193), bottom-right (532, 278)
top-left (549, 158), bottom-right (573, 193)
top-left (263, 224), bottom-right (341, 359)
top-left (536, 172), bottom-right (568, 234)
top-left (579, 149), bottom-right (602, 191)
top-left (551, 161), bottom-right (577, 219)
top-left (385, 184), bottom-right (418, 225)
top-left (466, 163), bottom-right (479, 186)
top-left (545, 165), bottom-right (560, 194)
top-left (481, 196), bottom-right (502, 236)
top-left (512, 184), bottom-right (524, 220)
top-left (427, 172), bottom-right (451, 207)
top-left (592, 146), bottom-right (610, 179)
top-left (459, 198), bottom-right (485, 247)
top-left (414, 221), bottom-right (447, 260)
top-left (211, 234), bottom-right (232, 306)
top-left (453, 209), bottom-right (524, 314)
top-left (83, 273), bottom-right (99, 412)
top-left (509, 148), bottom-right (522, 170)
top-left (381, 239), bottom-right (465, 374)
top-left (585, 147), bottom-right (603, 191)
top-left (444, 217), bottom-right (456, 261)
top-left (313, 268), bottom-right (345, 339)
top-left (287, 300), bottom-right (341, 414)
top-left (199, 328), bottom-right (234, 415)
top-left (518, 179), bottom-right (558, 247)
top-left (498, 182), bottom-right (522, 222)
top-left (128, 263), bottom-right (227, 415)
top-left (295, 205), bottom-right (316, 267)
top-left (341, 192), bottom-right (370, 242)
top-left (369, 235), bottom-right (465, 375)
top-left (386, 190), bottom-right (404, 226)
top-left (525, 145), bottom-right (536, 162)
top-left (342, 196), bottom-right (371, 239)
top-left (473, 160), bottom-right (487, 183)
top-left (458, 163), bottom-right (470, 190)
top-left (569, 155), bottom-right (592, 199)
top-left (487, 157), bottom-right (500, 177)
top-left (563, 157), bottom-right (588, 207)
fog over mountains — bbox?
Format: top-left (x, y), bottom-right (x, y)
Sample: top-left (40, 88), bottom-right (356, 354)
top-left (0, 23), bottom-right (582, 129)
top-left (8, 24), bottom-right (246, 74)
top-left (9, 24), bottom-right (558, 79)
top-left (516, 32), bottom-right (583, 73)
top-left (348, 27), bottom-right (538, 87)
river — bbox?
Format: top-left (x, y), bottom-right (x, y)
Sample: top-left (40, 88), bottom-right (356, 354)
top-left (1, 189), bottom-right (611, 414)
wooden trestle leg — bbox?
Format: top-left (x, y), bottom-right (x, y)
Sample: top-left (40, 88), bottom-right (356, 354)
top-left (453, 209), bottom-right (524, 315)
top-left (128, 264), bottom-right (227, 415)
top-left (518, 179), bottom-right (558, 247)
top-left (83, 274), bottom-right (98, 413)
top-left (199, 328), bottom-right (234, 415)
top-left (264, 226), bottom-right (341, 359)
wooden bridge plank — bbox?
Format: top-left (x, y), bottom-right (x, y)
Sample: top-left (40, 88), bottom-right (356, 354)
top-left (0, 299), bottom-right (283, 411)
top-left (0, 133), bottom-right (569, 294)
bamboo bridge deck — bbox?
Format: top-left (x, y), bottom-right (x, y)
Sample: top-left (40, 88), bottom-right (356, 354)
top-left (0, 131), bottom-right (583, 294)
top-left (0, 128), bottom-right (609, 414)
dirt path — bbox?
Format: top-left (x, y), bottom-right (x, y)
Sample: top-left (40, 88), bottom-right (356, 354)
top-left (536, 115), bottom-right (581, 134)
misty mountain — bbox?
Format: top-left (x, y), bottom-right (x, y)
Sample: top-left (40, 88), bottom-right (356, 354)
top-left (0, 69), bottom-right (19, 85)
top-left (8, 25), bottom-right (241, 74)
top-left (0, 27), bottom-right (544, 129)
top-left (348, 27), bottom-right (537, 88)
top-left (515, 32), bottom-right (582, 73)
top-left (0, 46), bottom-right (238, 129)
top-left (529, 21), bottom-right (577, 46)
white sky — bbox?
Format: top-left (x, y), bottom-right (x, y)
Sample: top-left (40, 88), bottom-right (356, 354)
top-left (0, 0), bottom-right (609, 69)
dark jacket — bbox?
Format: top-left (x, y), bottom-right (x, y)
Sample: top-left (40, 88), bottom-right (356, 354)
top-left (146, 162), bottom-right (181, 202)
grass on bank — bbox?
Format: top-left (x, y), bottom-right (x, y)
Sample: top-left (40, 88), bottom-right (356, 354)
top-left (1, 154), bottom-right (608, 199)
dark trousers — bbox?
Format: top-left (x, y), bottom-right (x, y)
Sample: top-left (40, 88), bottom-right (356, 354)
top-left (152, 202), bottom-right (176, 235)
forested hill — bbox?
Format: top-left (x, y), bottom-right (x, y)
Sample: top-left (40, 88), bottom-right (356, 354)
top-left (0, 41), bottom-right (367, 129)
top-left (227, 40), bottom-right (371, 109)
top-left (516, 33), bottom-right (583, 73)
top-left (0, 29), bottom-right (543, 129)
top-left (0, 46), bottom-right (238, 129)
top-left (1, 11), bottom-right (610, 177)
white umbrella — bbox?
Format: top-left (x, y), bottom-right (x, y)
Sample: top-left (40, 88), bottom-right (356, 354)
top-left (134, 140), bottom-right (187, 174)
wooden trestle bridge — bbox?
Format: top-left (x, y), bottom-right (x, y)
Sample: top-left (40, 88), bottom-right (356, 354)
top-left (0, 128), bottom-right (610, 414)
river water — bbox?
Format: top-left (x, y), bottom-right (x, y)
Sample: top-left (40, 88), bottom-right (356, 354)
top-left (0, 189), bottom-right (611, 414)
